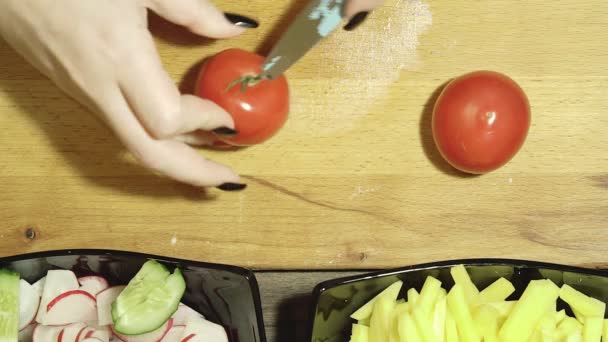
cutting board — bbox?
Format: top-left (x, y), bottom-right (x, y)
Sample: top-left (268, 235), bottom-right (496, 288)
top-left (0, 0), bottom-right (606, 270)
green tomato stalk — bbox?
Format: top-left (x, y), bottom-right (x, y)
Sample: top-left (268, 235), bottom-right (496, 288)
top-left (225, 74), bottom-right (268, 92)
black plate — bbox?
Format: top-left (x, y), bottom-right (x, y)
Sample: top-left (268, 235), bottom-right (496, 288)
top-left (308, 258), bottom-right (608, 342)
top-left (0, 249), bottom-right (266, 342)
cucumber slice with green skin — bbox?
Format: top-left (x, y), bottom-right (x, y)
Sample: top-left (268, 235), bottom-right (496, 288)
top-left (0, 268), bottom-right (20, 342)
top-left (111, 260), bottom-right (186, 335)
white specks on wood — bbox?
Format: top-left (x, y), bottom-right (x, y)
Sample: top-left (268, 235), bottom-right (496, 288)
top-left (297, 0), bottom-right (433, 135)
top-left (349, 185), bottom-right (381, 199)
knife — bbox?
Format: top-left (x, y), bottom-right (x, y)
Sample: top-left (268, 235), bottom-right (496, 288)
top-left (260, 0), bottom-right (347, 80)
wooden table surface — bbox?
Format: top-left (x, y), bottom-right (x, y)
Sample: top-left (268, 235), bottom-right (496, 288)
top-left (0, 0), bottom-right (607, 274)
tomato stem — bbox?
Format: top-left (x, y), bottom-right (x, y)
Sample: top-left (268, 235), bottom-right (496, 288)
top-left (225, 74), bottom-right (267, 92)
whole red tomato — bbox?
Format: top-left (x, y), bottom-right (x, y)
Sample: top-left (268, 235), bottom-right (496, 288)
top-left (195, 49), bottom-right (290, 146)
top-left (432, 70), bottom-right (531, 174)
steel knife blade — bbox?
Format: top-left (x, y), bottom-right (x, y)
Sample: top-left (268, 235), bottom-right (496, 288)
top-left (260, 0), bottom-right (346, 79)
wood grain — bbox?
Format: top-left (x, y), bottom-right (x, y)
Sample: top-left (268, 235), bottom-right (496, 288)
top-left (0, 0), bottom-right (606, 270)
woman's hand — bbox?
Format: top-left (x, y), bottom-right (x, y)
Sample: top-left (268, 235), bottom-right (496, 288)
top-left (0, 0), bottom-right (258, 191)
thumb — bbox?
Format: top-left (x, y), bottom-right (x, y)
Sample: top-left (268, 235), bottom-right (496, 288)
top-left (146, 0), bottom-right (258, 39)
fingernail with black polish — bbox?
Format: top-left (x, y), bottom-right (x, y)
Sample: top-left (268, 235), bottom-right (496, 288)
top-left (224, 13), bottom-right (259, 28)
top-left (217, 183), bottom-right (247, 191)
top-left (213, 127), bottom-right (238, 136)
top-left (343, 11), bottom-right (369, 31)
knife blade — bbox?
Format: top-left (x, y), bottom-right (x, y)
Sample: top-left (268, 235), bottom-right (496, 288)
top-left (260, 0), bottom-right (346, 80)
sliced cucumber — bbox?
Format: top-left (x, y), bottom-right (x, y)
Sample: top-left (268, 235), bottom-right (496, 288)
top-left (0, 269), bottom-right (20, 342)
top-left (111, 260), bottom-right (185, 335)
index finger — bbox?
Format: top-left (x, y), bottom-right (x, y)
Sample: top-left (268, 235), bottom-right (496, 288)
top-left (101, 86), bottom-right (245, 189)
top-left (344, 0), bottom-right (385, 18)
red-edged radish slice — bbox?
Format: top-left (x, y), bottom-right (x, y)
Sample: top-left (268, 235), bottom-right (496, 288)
top-left (180, 334), bottom-right (195, 342)
top-left (161, 325), bottom-right (185, 342)
top-left (86, 328), bottom-right (110, 342)
top-left (112, 318), bottom-right (173, 342)
top-left (44, 290), bottom-right (97, 325)
top-left (32, 277), bottom-right (45, 298)
top-left (32, 324), bottom-right (64, 342)
top-left (171, 304), bottom-right (203, 326)
top-left (18, 322), bottom-right (36, 342)
top-left (89, 325), bottom-right (111, 333)
top-left (36, 270), bottom-right (79, 324)
top-left (76, 327), bottom-right (95, 342)
top-left (19, 279), bottom-right (41, 331)
top-left (95, 286), bottom-right (125, 326)
top-left (58, 322), bottom-right (88, 342)
top-left (179, 315), bottom-right (228, 342)
top-left (78, 276), bottom-right (109, 296)
top-left (80, 339), bottom-right (104, 342)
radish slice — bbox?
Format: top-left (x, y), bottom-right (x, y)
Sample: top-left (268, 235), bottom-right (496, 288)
top-left (77, 327), bottom-right (95, 342)
top-left (18, 323), bottom-right (35, 342)
top-left (19, 279), bottom-right (40, 331)
top-left (181, 334), bottom-right (195, 342)
top-left (81, 338), bottom-right (104, 342)
top-left (58, 322), bottom-right (87, 342)
top-left (36, 270), bottom-right (79, 324)
top-left (95, 286), bottom-right (125, 326)
top-left (179, 315), bottom-right (228, 342)
top-left (32, 324), bottom-right (64, 342)
top-left (161, 325), bottom-right (185, 342)
top-left (171, 304), bottom-right (203, 326)
top-left (31, 277), bottom-right (45, 298)
top-left (78, 276), bottom-right (109, 296)
top-left (111, 318), bottom-right (173, 342)
top-left (86, 328), bottom-right (110, 342)
top-left (44, 290), bottom-right (97, 325)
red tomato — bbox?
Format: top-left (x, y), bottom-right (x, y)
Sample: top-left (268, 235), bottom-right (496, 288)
top-left (432, 70), bottom-right (531, 174)
top-left (195, 49), bottom-right (290, 146)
